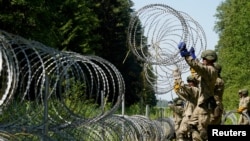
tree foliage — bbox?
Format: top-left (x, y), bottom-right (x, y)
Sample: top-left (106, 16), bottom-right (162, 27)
top-left (214, 0), bottom-right (250, 110)
top-left (0, 0), bottom-right (157, 108)
top-left (0, 0), bottom-right (100, 52)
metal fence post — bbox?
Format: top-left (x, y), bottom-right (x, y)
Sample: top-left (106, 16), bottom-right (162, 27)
top-left (42, 74), bottom-right (49, 140)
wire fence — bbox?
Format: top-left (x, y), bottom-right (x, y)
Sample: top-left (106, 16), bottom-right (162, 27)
top-left (0, 29), bottom-right (176, 140)
top-left (0, 3), bottom-right (211, 140)
top-left (127, 3), bottom-right (207, 94)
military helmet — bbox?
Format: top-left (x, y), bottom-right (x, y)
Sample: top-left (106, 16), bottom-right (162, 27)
top-left (187, 75), bottom-right (195, 82)
top-left (241, 89), bottom-right (248, 95)
top-left (176, 99), bottom-right (183, 105)
top-left (201, 50), bottom-right (217, 61)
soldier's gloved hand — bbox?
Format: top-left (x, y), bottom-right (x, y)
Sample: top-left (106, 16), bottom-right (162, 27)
top-left (189, 47), bottom-right (196, 59)
top-left (178, 42), bottom-right (186, 50)
top-left (178, 42), bottom-right (190, 57)
top-left (174, 80), bottom-right (180, 93)
top-left (237, 107), bottom-right (245, 113)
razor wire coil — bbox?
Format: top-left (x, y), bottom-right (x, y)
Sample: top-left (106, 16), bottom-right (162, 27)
top-left (128, 4), bottom-right (207, 94)
top-left (0, 29), bottom-right (175, 141)
top-left (0, 29), bottom-right (125, 135)
top-left (0, 3), bottom-right (209, 140)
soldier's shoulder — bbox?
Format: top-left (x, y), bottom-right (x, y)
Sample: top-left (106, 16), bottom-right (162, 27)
top-left (216, 77), bottom-right (225, 84)
top-left (207, 65), bottom-right (217, 71)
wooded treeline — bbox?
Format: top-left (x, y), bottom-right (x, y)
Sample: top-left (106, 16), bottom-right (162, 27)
top-left (0, 0), bottom-right (157, 110)
top-left (1, 0), bottom-right (250, 112)
top-left (215, 0), bottom-right (250, 110)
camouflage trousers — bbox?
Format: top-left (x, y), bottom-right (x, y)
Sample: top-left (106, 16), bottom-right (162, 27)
top-left (210, 105), bottom-right (223, 125)
top-left (187, 106), bottom-right (211, 141)
top-left (176, 115), bottom-right (190, 140)
top-left (238, 111), bottom-right (250, 125)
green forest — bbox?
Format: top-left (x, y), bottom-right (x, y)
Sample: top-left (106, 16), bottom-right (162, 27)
top-left (215, 0), bottom-right (250, 110)
top-left (0, 0), bottom-right (156, 114)
top-left (0, 0), bottom-right (249, 118)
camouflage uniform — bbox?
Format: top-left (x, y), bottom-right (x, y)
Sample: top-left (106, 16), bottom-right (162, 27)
top-left (238, 89), bottom-right (250, 125)
top-left (174, 76), bottom-right (199, 141)
top-left (210, 63), bottom-right (225, 125)
top-left (169, 100), bottom-right (184, 135)
top-left (184, 51), bottom-right (218, 141)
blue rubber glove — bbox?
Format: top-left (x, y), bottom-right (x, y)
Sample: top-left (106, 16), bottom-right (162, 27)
top-left (189, 47), bottom-right (196, 59)
top-left (180, 50), bottom-right (190, 57)
top-left (178, 42), bottom-right (186, 51)
top-left (178, 42), bottom-right (190, 57)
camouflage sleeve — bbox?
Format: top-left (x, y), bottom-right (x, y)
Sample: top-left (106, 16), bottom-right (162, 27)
top-left (214, 77), bottom-right (225, 102)
top-left (242, 96), bottom-right (250, 109)
top-left (247, 97), bottom-right (250, 111)
top-left (177, 84), bottom-right (199, 101)
top-left (185, 56), bottom-right (217, 82)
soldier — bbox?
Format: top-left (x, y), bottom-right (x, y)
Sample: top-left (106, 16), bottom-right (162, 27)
top-left (210, 63), bottom-right (225, 125)
top-left (237, 89), bottom-right (250, 125)
top-left (177, 42), bottom-right (218, 141)
top-left (174, 75), bottom-right (199, 141)
top-left (169, 98), bottom-right (184, 138)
